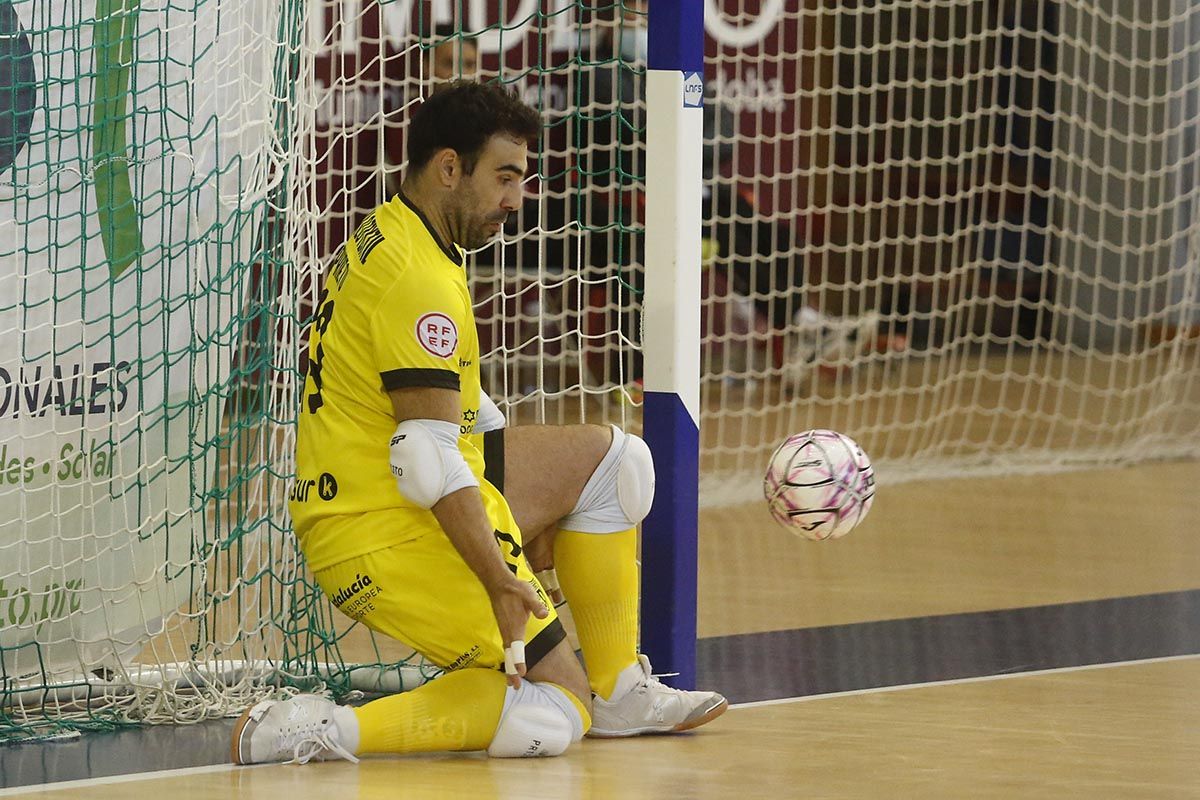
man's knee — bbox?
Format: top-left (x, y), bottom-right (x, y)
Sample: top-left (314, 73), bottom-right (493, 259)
top-left (560, 424), bottom-right (654, 534)
top-left (487, 679), bottom-right (588, 758)
top-left (489, 638), bottom-right (591, 758)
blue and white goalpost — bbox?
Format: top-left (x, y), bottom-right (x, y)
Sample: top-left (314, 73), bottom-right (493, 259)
top-left (639, 0), bottom-right (705, 689)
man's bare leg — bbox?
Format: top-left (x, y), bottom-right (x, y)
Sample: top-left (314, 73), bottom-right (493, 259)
top-left (500, 424), bottom-right (612, 554)
top-left (495, 423), bottom-right (728, 736)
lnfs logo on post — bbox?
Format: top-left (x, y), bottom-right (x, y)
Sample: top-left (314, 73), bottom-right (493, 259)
top-left (682, 72), bottom-right (704, 109)
top-left (416, 312), bottom-right (458, 358)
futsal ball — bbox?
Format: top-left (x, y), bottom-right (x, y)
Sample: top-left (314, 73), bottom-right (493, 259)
top-left (763, 429), bottom-right (875, 540)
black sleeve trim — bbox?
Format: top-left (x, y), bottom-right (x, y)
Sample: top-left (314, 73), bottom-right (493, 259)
top-left (483, 428), bottom-right (506, 495)
top-left (380, 368), bottom-right (460, 391)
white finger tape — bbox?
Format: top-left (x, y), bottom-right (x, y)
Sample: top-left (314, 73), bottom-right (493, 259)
top-left (504, 640), bottom-right (526, 675)
top-left (538, 568), bottom-right (560, 594)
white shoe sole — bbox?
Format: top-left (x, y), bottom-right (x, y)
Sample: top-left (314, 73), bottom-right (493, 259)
top-left (586, 696), bottom-right (729, 739)
top-left (230, 701), bottom-right (268, 765)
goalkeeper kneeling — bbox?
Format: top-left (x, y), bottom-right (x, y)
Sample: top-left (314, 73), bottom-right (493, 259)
top-left (232, 81), bottom-right (725, 766)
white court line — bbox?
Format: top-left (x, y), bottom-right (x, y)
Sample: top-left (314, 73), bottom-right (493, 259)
top-left (0, 763), bottom-right (272, 798)
top-left (730, 652), bottom-right (1200, 709)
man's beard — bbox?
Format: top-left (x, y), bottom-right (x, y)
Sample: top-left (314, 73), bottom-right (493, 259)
top-left (462, 213), bottom-right (508, 250)
top-left (447, 188), bottom-right (507, 250)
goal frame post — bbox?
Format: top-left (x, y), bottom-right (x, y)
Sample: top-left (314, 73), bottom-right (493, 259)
top-left (639, 0), bottom-right (705, 690)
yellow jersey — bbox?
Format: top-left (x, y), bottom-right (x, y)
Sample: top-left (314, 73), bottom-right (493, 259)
top-left (290, 191), bottom-right (492, 569)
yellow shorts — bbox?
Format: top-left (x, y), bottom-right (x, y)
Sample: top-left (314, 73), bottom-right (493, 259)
top-left (309, 476), bottom-right (563, 672)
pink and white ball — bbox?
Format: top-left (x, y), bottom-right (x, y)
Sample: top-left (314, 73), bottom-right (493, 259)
top-left (763, 430), bottom-right (875, 540)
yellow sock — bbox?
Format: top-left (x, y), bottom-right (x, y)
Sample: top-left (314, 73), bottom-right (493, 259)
top-left (353, 668), bottom-right (507, 754)
top-left (553, 527), bottom-right (639, 700)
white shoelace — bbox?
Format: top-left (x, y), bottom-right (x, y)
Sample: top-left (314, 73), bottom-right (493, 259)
top-left (279, 725), bottom-right (360, 765)
top-left (640, 676), bottom-right (690, 705)
top-left (641, 668), bottom-right (688, 696)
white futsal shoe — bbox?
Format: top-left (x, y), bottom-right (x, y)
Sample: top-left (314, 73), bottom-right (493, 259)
top-left (231, 694), bottom-right (358, 765)
top-left (588, 655), bottom-right (729, 738)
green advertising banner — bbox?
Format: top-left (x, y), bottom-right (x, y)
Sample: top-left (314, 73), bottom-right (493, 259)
top-left (0, 0), bottom-right (275, 682)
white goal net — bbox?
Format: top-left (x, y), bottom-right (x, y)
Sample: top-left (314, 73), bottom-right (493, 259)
top-left (697, 0), bottom-right (1200, 505)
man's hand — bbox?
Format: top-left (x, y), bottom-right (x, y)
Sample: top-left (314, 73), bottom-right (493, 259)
top-left (388, 386), bottom-right (552, 687)
top-left (523, 530), bottom-right (565, 605)
top-left (487, 576), bottom-right (548, 687)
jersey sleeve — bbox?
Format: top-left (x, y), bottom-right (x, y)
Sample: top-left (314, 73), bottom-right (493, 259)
top-left (370, 270), bottom-right (468, 392)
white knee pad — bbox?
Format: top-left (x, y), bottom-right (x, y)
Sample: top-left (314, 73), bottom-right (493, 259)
top-left (560, 425), bottom-right (655, 534)
top-left (487, 681), bottom-right (586, 758)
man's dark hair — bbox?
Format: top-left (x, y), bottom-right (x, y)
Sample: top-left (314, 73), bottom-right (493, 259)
top-left (406, 81), bottom-right (540, 174)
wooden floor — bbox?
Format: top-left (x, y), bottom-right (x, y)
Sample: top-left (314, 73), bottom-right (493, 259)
top-left (6, 658), bottom-right (1199, 799)
top-left (701, 461), bottom-right (1200, 636)
top-left (3, 461), bottom-right (1199, 798)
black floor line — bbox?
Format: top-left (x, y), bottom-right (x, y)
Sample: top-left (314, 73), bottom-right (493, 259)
top-left (697, 589), bottom-right (1200, 704)
top-left (3, 589), bottom-right (1199, 790)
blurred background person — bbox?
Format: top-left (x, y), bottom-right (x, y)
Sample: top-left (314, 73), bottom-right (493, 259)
top-left (575, 1), bottom-right (897, 388)
top-left (383, 23), bottom-right (481, 194)
top-left (423, 22), bottom-right (481, 87)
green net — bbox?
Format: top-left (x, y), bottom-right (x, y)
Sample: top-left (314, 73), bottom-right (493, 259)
top-left (2, 0), bottom-right (407, 742)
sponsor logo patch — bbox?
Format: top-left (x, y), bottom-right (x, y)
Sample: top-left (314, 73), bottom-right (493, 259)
top-left (289, 471), bottom-right (339, 503)
top-left (416, 312), bottom-right (458, 359)
top-left (446, 645), bottom-right (481, 671)
top-left (317, 471), bottom-right (338, 501)
top-left (330, 572), bottom-right (383, 619)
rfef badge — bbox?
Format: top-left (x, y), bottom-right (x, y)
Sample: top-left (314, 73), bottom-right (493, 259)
top-left (683, 72), bottom-right (703, 108)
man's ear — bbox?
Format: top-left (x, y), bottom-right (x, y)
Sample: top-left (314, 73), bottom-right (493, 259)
top-left (432, 147), bottom-right (461, 188)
